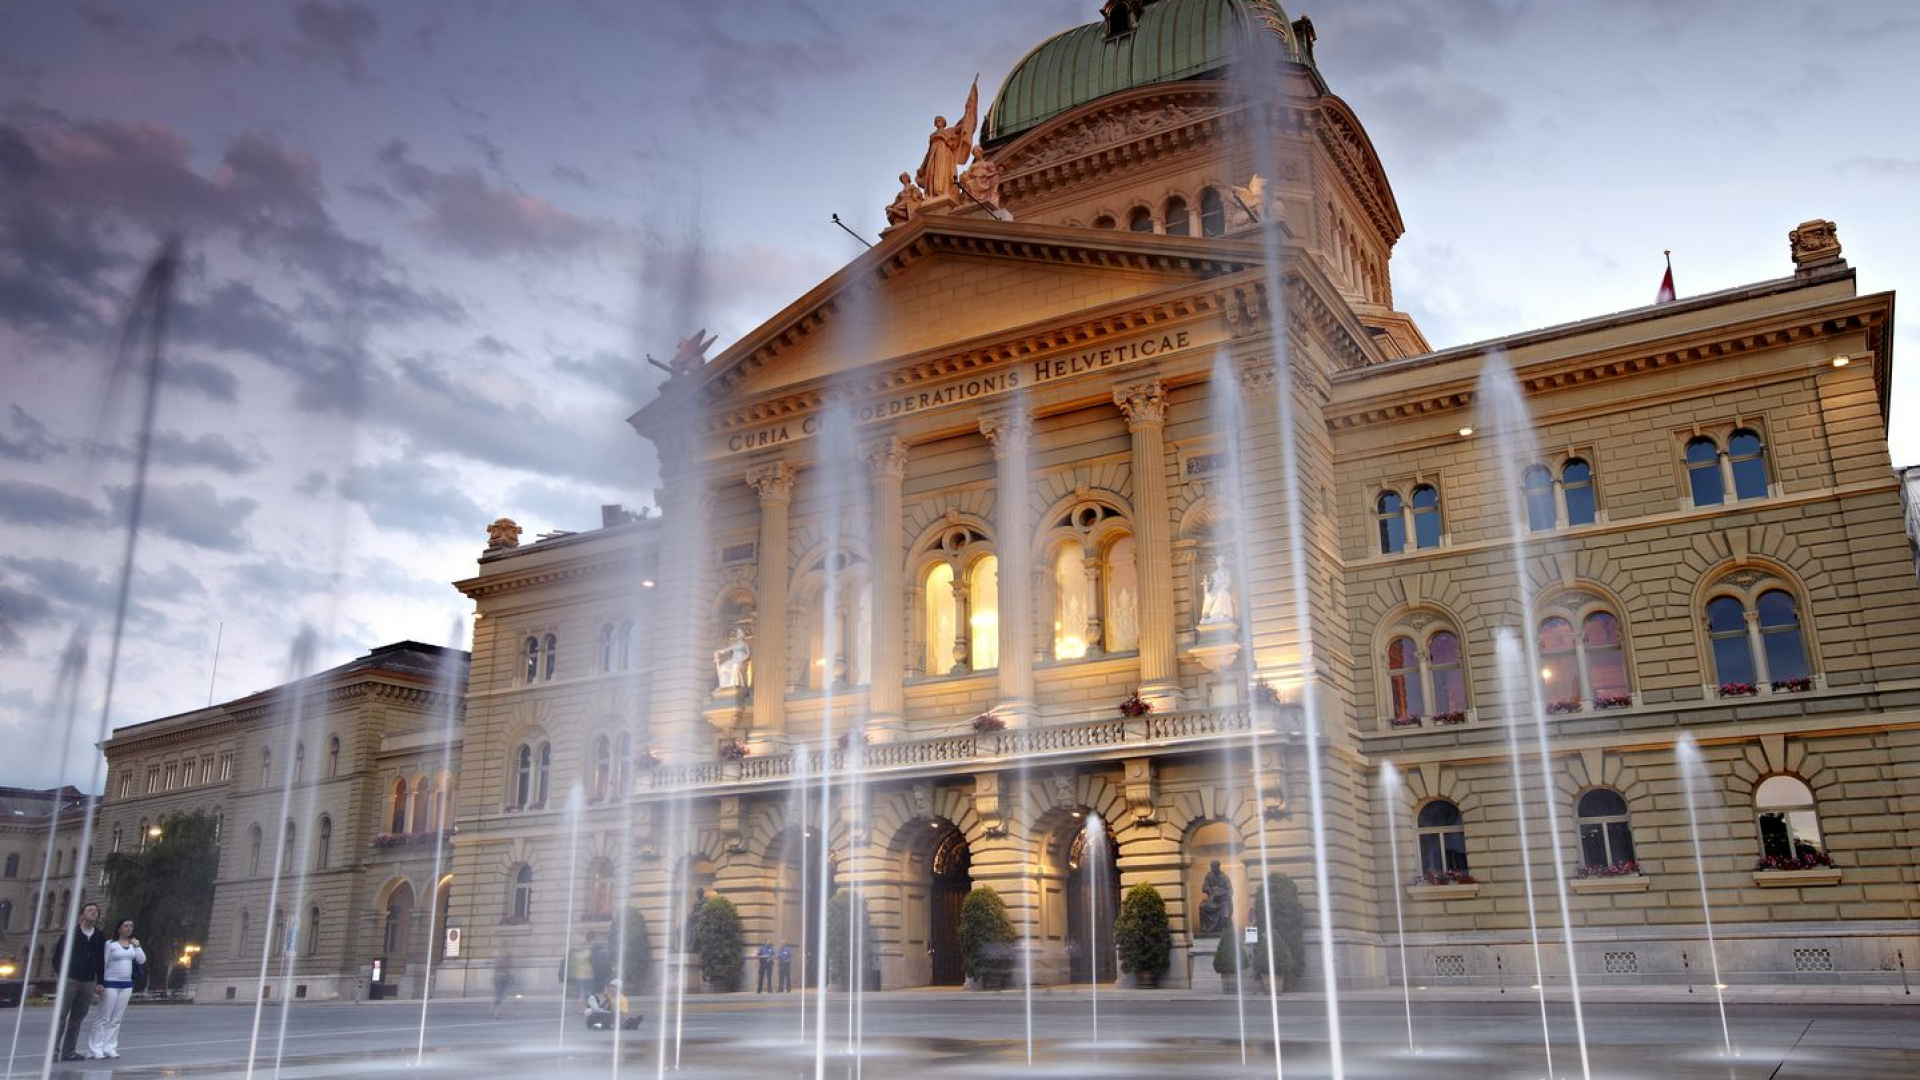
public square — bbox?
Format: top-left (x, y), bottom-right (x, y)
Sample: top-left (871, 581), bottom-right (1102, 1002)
top-left (6, 989), bottom-right (1919, 1080)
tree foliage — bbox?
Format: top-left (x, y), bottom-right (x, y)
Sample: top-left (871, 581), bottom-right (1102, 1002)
top-left (1212, 918), bottom-right (1240, 975)
top-left (615, 905), bottom-right (653, 990)
top-left (100, 810), bottom-right (219, 990)
top-left (693, 895), bottom-right (744, 991)
top-left (1113, 883), bottom-right (1171, 978)
top-left (1250, 870), bottom-right (1306, 986)
top-left (957, 885), bottom-right (1017, 983)
top-left (824, 888), bottom-right (876, 990)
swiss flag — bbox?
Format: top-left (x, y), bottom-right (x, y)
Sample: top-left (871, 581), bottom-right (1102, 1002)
top-left (1655, 254), bottom-right (1676, 304)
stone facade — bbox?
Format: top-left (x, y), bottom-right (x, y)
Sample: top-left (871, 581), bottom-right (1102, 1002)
top-left (0, 786), bottom-right (91, 978)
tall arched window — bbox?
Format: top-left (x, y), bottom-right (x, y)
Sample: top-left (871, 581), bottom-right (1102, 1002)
top-left (613, 733), bottom-right (632, 798)
top-left (238, 909), bottom-right (251, 956)
top-left (304, 905), bottom-right (321, 956)
top-left (968, 556), bottom-right (1000, 671)
top-left (600, 623), bottom-right (616, 672)
top-left (327, 735), bottom-right (340, 778)
top-left (1539, 617), bottom-right (1578, 707)
top-left (135, 818), bottom-right (149, 851)
top-left (511, 865), bottom-right (534, 920)
top-left (535, 743), bottom-right (552, 807)
top-left (1757, 590), bottom-right (1809, 684)
top-left (110, 824), bottom-right (122, 854)
top-left (923, 563), bottom-right (957, 675)
top-left (590, 735), bottom-right (612, 802)
top-left (315, 815), bottom-right (332, 870)
top-left (1584, 612), bottom-right (1629, 705)
top-left (2, 853), bottom-right (15, 878)
top-left (618, 620), bottom-right (636, 671)
top-left (1706, 596), bottom-right (1753, 686)
top-left (389, 777), bottom-right (409, 833)
top-left (1376, 491), bottom-right (1406, 554)
top-left (0, 899), bottom-right (10, 932)
top-left (1686, 437), bottom-right (1724, 506)
top-left (1053, 545), bottom-right (1089, 660)
top-left (1163, 196), bottom-right (1189, 236)
top-left (293, 743), bottom-right (305, 783)
top-left (411, 775), bottom-right (430, 833)
top-left (1704, 573), bottom-right (1814, 693)
top-left (1127, 206), bottom-right (1153, 233)
top-left (1385, 636), bottom-right (1423, 719)
top-left (259, 747), bottom-right (272, 789)
top-left (1410, 484), bottom-right (1443, 549)
top-left (1523, 466), bottom-right (1555, 532)
top-left (513, 744), bottom-right (533, 808)
top-left (1428, 631), bottom-right (1466, 714)
top-left (1562, 459), bottom-right (1597, 525)
top-left (1728, 428), bottom-right (1769, 499)
top-left (589, 860), bottom-right (613, 919)
top-left (1199, 188), bottom-right (1225, 237)
top-left (247, 825), bottom-right (263, 877)
top-left (1755, 775), bottom-right (1826, 865)
top-left (1104, 536), bottom-right (1139, 653)
top-left (542, 633), bottom-right (558, 680)
top-left (524, 636), bottom-right (540, 684)
top-left (1575, 789), bottom-right (1635, 872)
top-left (805, 558), bottom-right (874, 690)
top-left (1415, 800), bottom-right (1469, 879)
top-left (432, 773), bottom-right (451, 831)
top-left (1380, 618), bottom-right (1470, 724)
top-left (281, 820), bottom-right (295, 876)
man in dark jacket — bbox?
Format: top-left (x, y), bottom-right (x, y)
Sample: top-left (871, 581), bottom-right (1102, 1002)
top-left (52, 902), bottom-right (106, 1062)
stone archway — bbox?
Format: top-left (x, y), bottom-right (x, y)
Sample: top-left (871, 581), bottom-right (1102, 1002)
top-left (1063, 816), bottom-right (1120, 984)
top-left (380, 879), bottom-right (415, 978)
top-left (771, 827), bottom-right (836, 989)
top-left (924, 824), bottom-right (972, 986)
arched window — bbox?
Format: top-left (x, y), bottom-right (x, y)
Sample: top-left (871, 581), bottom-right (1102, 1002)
top-left (411, 775), bottom-right (430, 833)
top-left (923, 563), bottom-right (957, 675)
top-left (1380, 619), bottom-right (1470, 724)
top-left (52, 849), bottom-right (62, 876)
top-left (589, 860), bottom-right (613, 919)
top-left (316, 815), bottom-right (332, 870)
top-left (1584, 612), bottom-right (1629, 705)
top-left (1199, 188), bottom-right (1225, 237)
top-left (2, 853), bottom-right (15, 878)
top-left (1562, 459), bottom-right (1596, 525)
top-left (1163, 196), bottom-right (1189, 236)
top-left (511, 865), bottom-right (534, 920)
top-left (590, 735), bottom-right (612, 802)
top-left (281, 820), bottom-right (295, 876)
top-left (543, 633), bottom-right (558, 680)
top-left (1704, 574), bottom-right (1813, 693)
top-left (1428, 631), bottom-right (1466, 714)
top-left (523, 636), bottom-right (540, 684)
top-left (1415, 800), bottom-right (1469, 878)
top-left (535, 743), bottom-right (552, 807)
top-left (293, 742), bottom-right (305, 783)
top-left (1728, 428), bottom-right (1768, 499)
top-left (613, 733), bottom-right (632, 798)
top-left (804, 558), bottom-right (873, 690)
top-left (1539, 617), bottom-right (1578, 707)
top-left (389, 777), bottom-right (409, 834)
top-left (304, 905), bottom-right (321, 956)
top-left (1686, 437), bottom-right (1724, 506)
top-left (1092, 214), bottom-right (1116, 230)
top-left (432, 773), bottom-right (451, 831)
top-left (1376, 491), bottom-right (1406, 554)
top-left (1053, 545), bottom-right (1089, 660)
top-left (0, 899), bottom-right (10, 932)
top-left (1523, 466), bottom-right (1555, 532)
top-left (1410, 484), bottom-right (1443, 549)
top-left (967, 556), bottom-right (1000, 671)
top-left (1103, 536), bottom-right (1139, 653)
top-left (1755, 775), bottom-right (1826, 865)
top-left (1575, 789), bottom-right (1636, 872)
top-left (247, 825), bottom-right (263, 877)
top-left (1385, 636), bottom-right (1423, 719)
top-left (327, 735), bottom-right (340, 778)
top-left (136, 818), bottom-right (149, 851)
top-left (618, 620), bottom-right (636, 671)
top-left (1127, 206), bottom-right (1154, 233)
top-left (600, 624), bottom-right (616, 672)
top-left (238, 909), bottom-right (251, 956)
top-left (1539, 604), bottom-right (1633, 711)
top-left (513, 744), bottom-right (533, 808)
top-left (259, 747), bottom-right (271, 789)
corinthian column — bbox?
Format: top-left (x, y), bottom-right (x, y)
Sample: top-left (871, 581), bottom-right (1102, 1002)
top-left (980, 409), bottom-right (1035, 724)
top-left (746, 461), bottom-right (797, 746)
top-left (1115, 381), bottom-right (1179, 709)
top-left (862, 436), bottom-right (908, 740)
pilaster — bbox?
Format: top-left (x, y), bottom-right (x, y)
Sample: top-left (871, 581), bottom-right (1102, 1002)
top-left (1114, 380), bottom-right (1179, 709)
top-left (980, 409), bottom-right (1035, 723)
top-left (746, 462), bottom-right (797, 748)
top-left (862, 437), bottom-right (909, 739)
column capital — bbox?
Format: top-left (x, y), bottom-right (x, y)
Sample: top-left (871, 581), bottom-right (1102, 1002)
top-left (1113, 380), bottom-right (1168, 427)
top-left (861, 436), bottom-right (908, 480)
top-left (978, 410), bottom-right (1032, 458)
top-left (744, 461), bottom-right (797, 505)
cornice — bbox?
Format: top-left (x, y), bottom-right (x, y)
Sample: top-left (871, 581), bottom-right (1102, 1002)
top-left (455, 549), bottom-right (648, 600)
top-left (1310, 96), bottom-right (1406, 245)
top-left (1325, 294), bottom-right (1890, 432)
top-left (994, 84), bottom-right (1244, 204)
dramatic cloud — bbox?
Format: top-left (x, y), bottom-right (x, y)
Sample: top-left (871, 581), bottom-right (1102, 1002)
top-left (0, 406), bottom-right (64, 461)
top-left (375, 139), bottom-right (600, 259)
top-left (104, 480), bottom-right (257, 551)
top-left (0, 480), bottom-right (103, 528)
top-left (292, 1), bottom-right (380, 80)
top-left (333, 455), bottom-right (488, 537)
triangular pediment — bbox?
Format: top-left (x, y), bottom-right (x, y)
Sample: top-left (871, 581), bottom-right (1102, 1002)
top-left (637, 218), bottom-right (1266, 424)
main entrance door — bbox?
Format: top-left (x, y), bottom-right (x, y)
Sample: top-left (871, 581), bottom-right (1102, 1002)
top-left (927, 828), bottom-right (971, 986)
top-left (1065, 822), bottom-right (1119, 983)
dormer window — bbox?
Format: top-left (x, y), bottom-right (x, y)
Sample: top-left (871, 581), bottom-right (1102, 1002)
top-left (1102, 0), bottom-right (1143, 38)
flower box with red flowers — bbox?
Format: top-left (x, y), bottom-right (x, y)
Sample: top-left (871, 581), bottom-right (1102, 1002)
top-left (1117, 690), bottom-right (1153, 718)
top-left (1754, 851), bottom-right (1832, 872)
top-left (1429, 711), bottom-right (1468, 726)
top-left (1387, 715), bottom-right (1421, 729)
top-left (1547, 699), bottom-right (1582, 715)
top-left (971, 713), bottom-right (1006, 734)
top-left (1575, 859), bottom-right (1640, 879)
top-left (1407, 869), bottom-right (1477, 887)
top-left (1718, 682), bottom-right (1757, 698)
top-left (1771, 677), bottom-right (1812, 693)
top-left (639, 747), bottom-right (662, 769)
top-left (719, 739), bottom-right (750, 761)
top-left (1251, 680), bottom-right (1283, 709)
top-left (1594, 694), bottom-right (1632, 710)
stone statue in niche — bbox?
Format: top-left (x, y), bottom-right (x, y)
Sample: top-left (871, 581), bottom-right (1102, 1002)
top-left (1197, 859), bottom-right (1233, 936)
top-left (916, 78), bottom-right (978, 202)
top-left (885, 172), bottom-right (925, 226)
top-left (713, 629), bottom-right (751, 689)
top-left (1199, 555), bottom-right (1236, 624)
top-left (958, 147), bottom-right (1003, 207)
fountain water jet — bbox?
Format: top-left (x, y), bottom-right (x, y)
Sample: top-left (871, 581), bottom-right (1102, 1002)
top-left (412, 619), bottom-right (468, 1066)
top-left (1494, 629), bottom-right (1558, 1079)
top-left (1378, 761), bottom-right (1416, 1056)
top-left (12, 632), bottom-right (86, 1080)
top-left (245, 628), bottom-right (318, 1080)
top-left (1675, 735), bottom-right (1734, 1057)
top-left (558, 784), bottom-right (584, 1052)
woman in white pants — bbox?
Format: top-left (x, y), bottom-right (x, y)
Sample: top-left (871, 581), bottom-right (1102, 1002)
top-left (89, 918), bottom-right (144, 1059)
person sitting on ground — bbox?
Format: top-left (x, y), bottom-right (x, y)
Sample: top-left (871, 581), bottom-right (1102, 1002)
top-left (584, 980), bottom-right (642, 1030)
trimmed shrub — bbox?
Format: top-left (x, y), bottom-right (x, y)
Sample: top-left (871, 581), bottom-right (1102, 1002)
top-left (1251, 871), bottom-right (1307, 986)
top-left (1113, 883), bottom-right (1171, 980)
top-left (694, 895), bottom-right (745, 991)
top-left (958, 885), bottom-right (1018, 984)
top-left (616, 906), bottom-right (653, 990)
top-left (825, 888), bottom-right (877, 990)
top-left (1212, 918), bottom-right (1241, 975)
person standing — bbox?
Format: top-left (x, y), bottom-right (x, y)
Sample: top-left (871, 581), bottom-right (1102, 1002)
top-left (777, 942), bottom-right (794, 992)
top-left (563, 935), bottom-right (594, 1003)
top-left (491, 943), bottom-right (515, 1020)
top-left (586, 930), bottom-right (612, 994)
top-left (88, 918), bottom-right (144, 1060)
top-left (51, 901), bottom-right (106, 1062)
top-left (755, 942), bottom-right (774, 993)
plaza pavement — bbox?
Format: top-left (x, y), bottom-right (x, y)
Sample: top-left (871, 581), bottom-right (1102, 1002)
top-left (1, 986), bottom-right (1914, 1079)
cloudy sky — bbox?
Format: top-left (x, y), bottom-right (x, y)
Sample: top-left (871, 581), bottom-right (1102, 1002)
top-left (3, 1), bottom-right (1917, 788)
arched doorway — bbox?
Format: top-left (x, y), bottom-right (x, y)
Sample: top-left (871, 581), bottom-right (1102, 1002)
top-left (927, 826), bottom-right (971, 986)
top-left (773, 829), bottom-right (836, 989)
top-left (381, 880), bottom-right (415, 977)
top-left (1064, 817), bottom-right (1120, 983)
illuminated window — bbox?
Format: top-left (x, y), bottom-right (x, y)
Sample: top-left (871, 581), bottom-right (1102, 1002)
top-left (1416, 801), bottom-right (1468, 876)
top-left (923, 564), bottom-right (956, 675)
top-left (1576, 790), bottom-right (1635, 871)
top-left (968, 555), bottom-right (1000, 672)
top-left (1755, 775), bottom-right (1824, 863)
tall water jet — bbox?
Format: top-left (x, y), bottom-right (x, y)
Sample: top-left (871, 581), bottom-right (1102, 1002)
top-left (1675, 735), bottom-right (1734, 1057)
top-left (1494, 629), bottom-right (1558, 1078)
top-left (245, 628), bottom-right (318, 1080)
top-left (15, 632), bottom-right (86, 1079)
top-left (414, 619), bottom-right (468, 1066)
top-left (559, 784), bottom-right (584, 1052)
top-left (1480, 356), bottom-right (1593, 1080)
top-left (1378, 761), bottom-right (1416, 1056)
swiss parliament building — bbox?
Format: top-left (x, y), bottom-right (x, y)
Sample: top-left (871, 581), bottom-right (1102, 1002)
top-left (73, 0), bottom-right (1917, 1000)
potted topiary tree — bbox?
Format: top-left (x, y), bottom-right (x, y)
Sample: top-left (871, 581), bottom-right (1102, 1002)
top-left (616, 905), bottom-right (654, 994)
top-left (1213, 917), bottom-right (1242, 993)
top-left (958, 885), bottom-right (1018, 990)
top-left (1249, 870), bottom-right (1306, 993)
top-left (694, 894), bottom-right (745, 993)
top-left (1114, 883), bottom-right (1171, 988)
top-left (825, 888), bottom-right (878, 991)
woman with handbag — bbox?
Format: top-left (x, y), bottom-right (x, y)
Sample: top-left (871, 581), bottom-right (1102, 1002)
top-left (89, 918), bottom-right (145, 1059)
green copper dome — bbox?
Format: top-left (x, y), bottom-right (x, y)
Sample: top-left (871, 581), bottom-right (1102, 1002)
top-left (983, 0), bottom-right (1307, 145)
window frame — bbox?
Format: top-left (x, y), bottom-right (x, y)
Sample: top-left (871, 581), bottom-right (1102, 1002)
top-left (1699, 568), bottom-right (1817, 695)
top-left (1574, 788), bottom-right (1636, 872)
top-left (1376, 613), bottom-right (1472, 726)
top-left (1415, 799), bottom-right (1469, 878)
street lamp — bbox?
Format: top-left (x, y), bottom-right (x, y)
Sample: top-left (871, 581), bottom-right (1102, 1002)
top-left (146, 825), bottom-right (164, 840)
